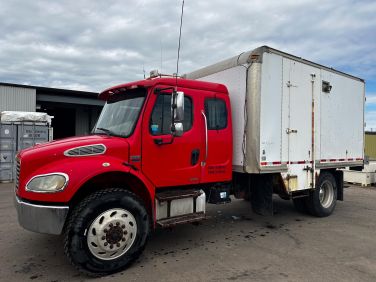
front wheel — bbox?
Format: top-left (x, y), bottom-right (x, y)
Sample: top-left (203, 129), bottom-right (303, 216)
top-left (64, 189), bottom-right (150, 276)
top-left (306, 171), bottom-right (337, 217)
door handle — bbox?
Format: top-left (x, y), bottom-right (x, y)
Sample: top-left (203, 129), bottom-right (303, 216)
top-left (201, 110), bottom-right (208, 166)
top-left (153, 136), bottom-right (174, 145)
top-left (286, 128), bottom-right (298, 134)
top-left (191, 149), bottom-right (200, 166)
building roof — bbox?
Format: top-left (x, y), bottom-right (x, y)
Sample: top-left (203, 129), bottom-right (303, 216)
top-left (0, 82), bottom-right (99, 98)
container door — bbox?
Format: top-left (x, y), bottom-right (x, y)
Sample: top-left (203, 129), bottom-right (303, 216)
top-left (0, 123), bottom-right (16, 182)
top-left (141, 87), bottom-right (203, 187)
top-left (17, 124), bottom-right (49, 150)
top-left (283, 59), bottom-right (316, 190)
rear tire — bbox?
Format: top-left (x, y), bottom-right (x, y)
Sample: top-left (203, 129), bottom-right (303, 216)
top-left (306, 171), bottom-right (337, 217)
top-left (63, 189), bottom-right (150, 276)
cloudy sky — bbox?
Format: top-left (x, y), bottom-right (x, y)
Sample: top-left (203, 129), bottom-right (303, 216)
top-left (1, 0), bottom-right (376, 127)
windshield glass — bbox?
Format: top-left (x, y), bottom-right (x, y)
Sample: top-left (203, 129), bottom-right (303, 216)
top-left (93, 88), bottom-right (146, 137)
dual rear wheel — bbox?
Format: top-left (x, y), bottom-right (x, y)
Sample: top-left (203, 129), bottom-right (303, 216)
top-left (293, 171), bottom-right (337, 217)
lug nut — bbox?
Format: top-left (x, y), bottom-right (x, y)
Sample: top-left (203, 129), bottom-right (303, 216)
top-left (121, 224), bottom-right (125, 229)
top-left (104, 229), bottom-right (108, 233)
top-left (116, 243), bottom-right (120, 247)
top-left (122, 237), bottom-right (126, 242)
top-left (109, 223), bottom-right (113, 227)
top-left (101, 236), bottom-right (106, 240)
top-left (110, 244), bottom-right (113, 249)
top-left (116, 222), bottom-right (120, 226)
top-left (124, 231), bottom-right (128, 235)
top-left (104, 242), bottom-right (108, 246)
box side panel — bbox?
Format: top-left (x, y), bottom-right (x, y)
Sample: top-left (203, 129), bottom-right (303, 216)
top-left (193, 66), bottom-right (247, 169)
top-left (259, 52), bottom-right (283, 165)
top-left (319, 70), bottom-right (364, 162)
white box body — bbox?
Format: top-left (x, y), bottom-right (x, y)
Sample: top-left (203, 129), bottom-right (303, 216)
top-left (187, 46), bottom-right (365, 192)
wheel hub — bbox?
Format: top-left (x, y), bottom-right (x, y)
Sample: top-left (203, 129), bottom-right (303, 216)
top-left (106, 225), bottom-right (124, 244)
top-left (319, 180), bottom-right (334, 209)
top-left (86, 208), bottom-right (137, 260)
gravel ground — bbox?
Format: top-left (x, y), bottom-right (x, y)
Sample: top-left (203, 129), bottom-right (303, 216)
top-left (0, 183), bottom-right (376, 282)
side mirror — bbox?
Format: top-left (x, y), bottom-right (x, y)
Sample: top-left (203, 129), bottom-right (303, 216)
top-left (173, 122), bottom-right (184, 137)
top-left (171, 91), bottom-right (184, 136)
top-left (172, 91), bottom-right (184, 122)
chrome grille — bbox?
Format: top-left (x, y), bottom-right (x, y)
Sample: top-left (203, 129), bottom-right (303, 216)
top-left (64, 144), bottom-right (106, 157)
top-left (15, 158), bottom-right (21, 190)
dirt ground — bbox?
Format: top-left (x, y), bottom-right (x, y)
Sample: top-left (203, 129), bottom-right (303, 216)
top-left (0, 183), bottom-right (376, 282)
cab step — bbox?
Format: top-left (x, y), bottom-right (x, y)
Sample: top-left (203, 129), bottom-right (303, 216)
top-left (156, 189), bottom-right (202, 202)
top-left (157, 212), bottom-right (206, 228)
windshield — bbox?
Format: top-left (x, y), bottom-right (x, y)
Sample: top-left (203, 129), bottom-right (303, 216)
top-left (93, 88), bottom-right (146, 137)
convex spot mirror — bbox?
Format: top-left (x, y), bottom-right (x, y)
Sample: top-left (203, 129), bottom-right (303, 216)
top-left (171, 91), bottom-right (184, 137)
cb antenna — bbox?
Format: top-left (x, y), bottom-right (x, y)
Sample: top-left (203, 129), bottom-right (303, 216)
top-left (175, 0), bottom-right (185, 91)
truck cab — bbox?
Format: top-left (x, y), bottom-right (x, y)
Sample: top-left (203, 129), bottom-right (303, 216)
top-left (14, 77), bottom-right (232, 275)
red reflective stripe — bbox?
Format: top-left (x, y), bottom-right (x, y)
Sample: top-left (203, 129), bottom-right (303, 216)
top-left (356, 158), bottom-right (363, 161)
top-left (348, 158), bottom-right (354, 161)
top-left (261, 162), bottom-right (267, 166)
top-left (330, 159), bottom-right (336, 162)
top-left (321, 159), bottom-right (327, 162)
top-left (338, 159), bottom-right (345, 161)
top-left (272, 161), bottom-right (281, 165)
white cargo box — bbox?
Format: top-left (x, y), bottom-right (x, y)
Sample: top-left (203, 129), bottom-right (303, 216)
top-left (343, 170), bottom-right (376, 187)
top-left (1, 111), bottom-right (52, 125)
top-left (187, 46), bottom-right (364, 192)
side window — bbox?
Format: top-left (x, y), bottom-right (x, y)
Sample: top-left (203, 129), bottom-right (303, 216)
top-left (204, 98), bottom-right (227, 130)
top-left (150, 94), bottom-right (193, 135)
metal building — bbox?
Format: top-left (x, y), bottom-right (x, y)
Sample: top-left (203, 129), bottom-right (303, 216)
top-left (0, 83), bottom-right (104, 139)
top-left (365, 131), bottom-right (376, 160)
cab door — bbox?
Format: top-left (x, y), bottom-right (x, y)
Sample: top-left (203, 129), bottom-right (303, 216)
top-left (141, 87), bottom-right (203, 187)
top-left (200, 93), bottom-right (232, 183)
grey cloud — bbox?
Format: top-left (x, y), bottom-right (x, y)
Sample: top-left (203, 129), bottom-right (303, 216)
top-left (0, 0), bottom-right (375, 92)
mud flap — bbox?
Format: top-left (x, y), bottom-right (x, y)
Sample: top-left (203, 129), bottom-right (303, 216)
top-left (250, 174), bottom-right (273, 216)
top-left (334, 170), bottom-right (344, 201)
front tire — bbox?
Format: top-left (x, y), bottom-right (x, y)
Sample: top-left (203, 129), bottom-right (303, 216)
top-left (306, 171), bottom-right (337, 217)
top-left (64, 189), bottom-right (150, 276)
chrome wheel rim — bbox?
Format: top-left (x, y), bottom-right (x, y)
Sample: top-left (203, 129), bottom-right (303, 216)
top-left (319, 180), bottom-right (334, 209)
top-left (87, 208), bottom-right (137, 260)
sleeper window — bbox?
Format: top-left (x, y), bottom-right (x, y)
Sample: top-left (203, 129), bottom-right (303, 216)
top-left (204, 98), bottom-right (227, 130)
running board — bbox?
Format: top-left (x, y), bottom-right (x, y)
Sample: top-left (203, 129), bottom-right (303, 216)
top-left (156, 189), bottom-right (202, 202)
top-left (157, 212), bottom-right (206, 228)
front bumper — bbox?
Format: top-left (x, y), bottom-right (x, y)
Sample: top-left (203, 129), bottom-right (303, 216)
top-left (14, 195), bottom-right (69, 235)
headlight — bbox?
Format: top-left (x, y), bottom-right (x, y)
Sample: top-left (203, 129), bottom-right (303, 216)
top-left (26, 173), bottom-right (68, 193)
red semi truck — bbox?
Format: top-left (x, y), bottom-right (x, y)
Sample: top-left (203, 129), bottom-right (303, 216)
top-left (14, 46), bottom-right (364, 275)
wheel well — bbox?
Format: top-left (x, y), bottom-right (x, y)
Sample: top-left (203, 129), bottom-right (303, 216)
top-left (68, 171), bottom-right (153, 218)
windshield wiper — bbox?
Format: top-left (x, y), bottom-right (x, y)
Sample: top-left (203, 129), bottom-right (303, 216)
top-left (95, 127), bottom-right (115, 136)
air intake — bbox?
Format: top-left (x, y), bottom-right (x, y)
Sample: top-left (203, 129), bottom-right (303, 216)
top-left (64, 144), bottom-right (106, 157)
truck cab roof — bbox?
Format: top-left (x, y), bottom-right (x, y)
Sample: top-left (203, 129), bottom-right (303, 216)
top-left (99, 77), bottom-right (228, 100)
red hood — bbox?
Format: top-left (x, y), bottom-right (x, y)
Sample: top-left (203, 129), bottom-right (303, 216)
top-left (19, 135), bottom-right (130, 177)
